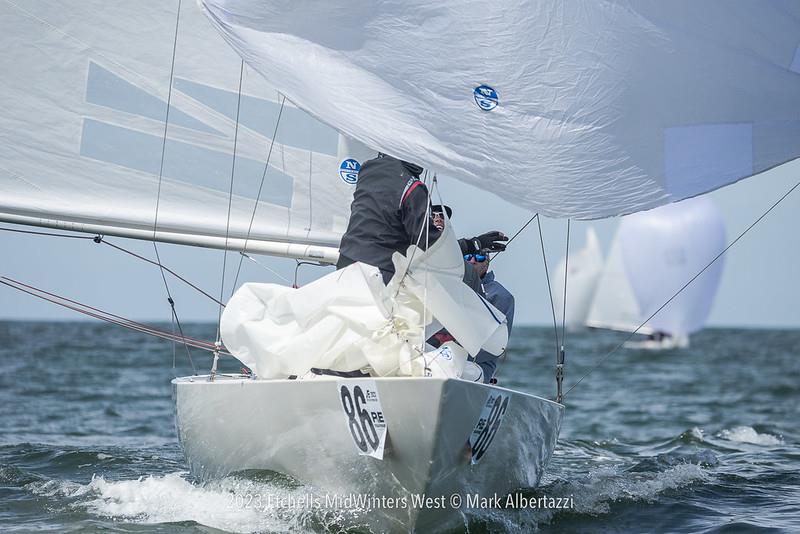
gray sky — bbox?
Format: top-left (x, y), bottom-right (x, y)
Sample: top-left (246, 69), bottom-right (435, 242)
top-left (2, 158), bottom-right (798, 328)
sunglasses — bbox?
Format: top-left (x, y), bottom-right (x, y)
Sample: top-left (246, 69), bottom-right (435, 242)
top-left (432, 211), bottom-right (445, 218)
top-left (464, 253), bottom-right (488, 262)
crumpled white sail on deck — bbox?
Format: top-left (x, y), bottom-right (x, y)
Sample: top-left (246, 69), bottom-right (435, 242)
top-left (0, 0), bottom-right (363, 261)
top-left (221, 225), bottom-right (507, 378)
top-left (201, 0), bottom-right (800, 219)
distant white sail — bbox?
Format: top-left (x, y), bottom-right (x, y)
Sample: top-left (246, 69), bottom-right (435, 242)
top-left (619, 197), bottom-right (726, 337)
top-left (586, 197), bottom-right (726, 337)
top-left (585, 227), bottom-right (650, 335)
top-left (201, 0), bottom-right (800, 219)
top-left (0, 1), bottom-right (360, 261)
top-left (552, 228), bottom-right (603, 330)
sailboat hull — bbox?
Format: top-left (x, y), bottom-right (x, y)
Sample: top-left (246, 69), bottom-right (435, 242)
top-left (173, 375), bottom-right (563, 532)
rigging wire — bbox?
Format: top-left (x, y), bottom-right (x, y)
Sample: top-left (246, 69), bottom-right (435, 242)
top-left (536, 216), bottom-right (561, 361)
top-left (0, 227), bottom-right (95, 240)
top-left (293, 260), bottom-right (326, 288)
top-left (564, 177), bottom-right (800, 398)
top-left (490, 212), bottom-right (539, 262)
top-left (231, 96), bottom-right (287, 292)
top-left (382, 171), bottom-right (440, 377)
top-left (149, 0), bottom-right (195, 374)
top-left (557, 219), bottom-right (570, 403)
top-left (561, 219), bottom-right (571, 348)
top-left (237, 252), bottom-right (293, 285)
top-left (0, 276), bottom-right (231, 356)
top-left (422, 172), bottom-right (433, 366)
top-left (391, 170), bottom-right (435, 300)
top-left (0, 227), bottom-right (225, 308)
top-left (97, 238), bottom-right (224, 307)
top-left (216, 59), bottom-right (245, 343)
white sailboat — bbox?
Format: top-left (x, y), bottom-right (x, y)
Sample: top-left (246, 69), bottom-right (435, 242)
top-left (3, 0), bottom-right (800, 532)
top-left (552, 227), bottom-right (604, 331)
top-left (579, 197), bottom-right (727, 349)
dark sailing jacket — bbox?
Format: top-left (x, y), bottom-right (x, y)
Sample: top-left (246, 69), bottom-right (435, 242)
top-left (338, 154), bottom-right (441, 282)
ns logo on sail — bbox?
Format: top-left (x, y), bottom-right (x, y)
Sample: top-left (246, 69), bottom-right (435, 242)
top-left (473, 85), bottom-right (499, 111)
top-left (339, 158), bottom-right (361, 184)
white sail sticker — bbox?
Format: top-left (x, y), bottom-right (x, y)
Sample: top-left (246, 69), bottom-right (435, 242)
top-left (468, 391), bottom-right (510, 464)
top-left (337, 379), bottom-right (387, 459)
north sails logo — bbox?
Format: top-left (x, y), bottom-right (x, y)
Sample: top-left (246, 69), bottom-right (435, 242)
top-left (473, 85), bottom-right (499, 111)
top-left (339, 158), bottom-right (360, 184)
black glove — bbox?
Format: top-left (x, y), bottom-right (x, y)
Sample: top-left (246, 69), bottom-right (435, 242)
top-left (464, 231), bottom-right (508, 253)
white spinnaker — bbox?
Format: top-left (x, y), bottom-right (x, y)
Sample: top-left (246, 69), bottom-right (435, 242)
top-left (552, 228), bottom-right (603, 330)
top-left (0, 0), bottom-right (360, 261)
top-left (586, 197), bottom-right (726, 337)
top-left (201, 0), bottom-right (800, 219)
top-left (619, 197), bottom-right (726, 337)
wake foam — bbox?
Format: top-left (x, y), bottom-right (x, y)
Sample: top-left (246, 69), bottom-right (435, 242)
top-left (717, 426), bottom-right (783, 446)
top-left (27, 471), bottom-right (350, 533)
top-left (555, 463), bottom-right (709, 515)
top-left (468, 462), bottom-right (711, 531)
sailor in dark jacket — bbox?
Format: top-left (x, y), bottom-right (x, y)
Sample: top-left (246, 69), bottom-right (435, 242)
top-left (337, 154), bottom-right (507, 284)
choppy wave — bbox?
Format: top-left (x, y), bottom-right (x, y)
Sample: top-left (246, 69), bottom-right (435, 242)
top-left (3, 324), bottom-right (799, 533)
top-left (23, 471), bottom-right (342, 534)
top-left (717, 426), bottom-right (783, 446)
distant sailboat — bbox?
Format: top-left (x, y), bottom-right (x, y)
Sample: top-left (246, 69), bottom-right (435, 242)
top-left (555, 197), bottom-right (727, 348)
top-left (552, 227), bottom-right (604, 330)
top-left (3, 1), bottom-right (800, 532)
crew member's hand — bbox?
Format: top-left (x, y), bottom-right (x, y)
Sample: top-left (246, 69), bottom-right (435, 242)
top-left (467, 231), bottom-right (508, 253)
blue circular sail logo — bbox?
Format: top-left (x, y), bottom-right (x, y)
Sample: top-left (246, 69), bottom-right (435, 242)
top-left (339, 158), bottom-right (361, 184)
top-left (473, 85), bottom-right (499, 111)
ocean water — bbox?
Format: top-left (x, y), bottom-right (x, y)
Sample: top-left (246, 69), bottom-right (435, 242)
top-left (1, 321), bottom-right (798, 533)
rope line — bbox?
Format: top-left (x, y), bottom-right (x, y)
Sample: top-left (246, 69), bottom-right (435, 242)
top-left (0, 227), bottom-right (224, 307)
top-left (565, 178), bottom-right (800, 397)
top-left (0, 276), bottom-right (230, 356)
top-left (231, 96), bottom-right (287, 291)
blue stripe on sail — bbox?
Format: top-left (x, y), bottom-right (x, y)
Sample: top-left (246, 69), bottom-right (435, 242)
top-left (174, 77), bottom-right (338, 155)
top-left (791, 44), bottom-right (800, 74)
top-left (664, 123), bottom-right (753, 198)
top-left (86, 62), bottom-right (221, 136)
top-left (753, 120), bottom-right (800, 171)
top-left (80, 119), bottom-right (292, 208)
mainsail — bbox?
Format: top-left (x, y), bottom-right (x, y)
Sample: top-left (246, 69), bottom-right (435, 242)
top-left (0, 0), bottom-right (368, 262)
top-left (201, 0), bottom-right (800, 219)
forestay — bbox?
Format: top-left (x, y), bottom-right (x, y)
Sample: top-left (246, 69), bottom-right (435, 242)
top-left (201, 0), bottom-right (800, 219)
top-left (0, 0), bottom-right (366, 262)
